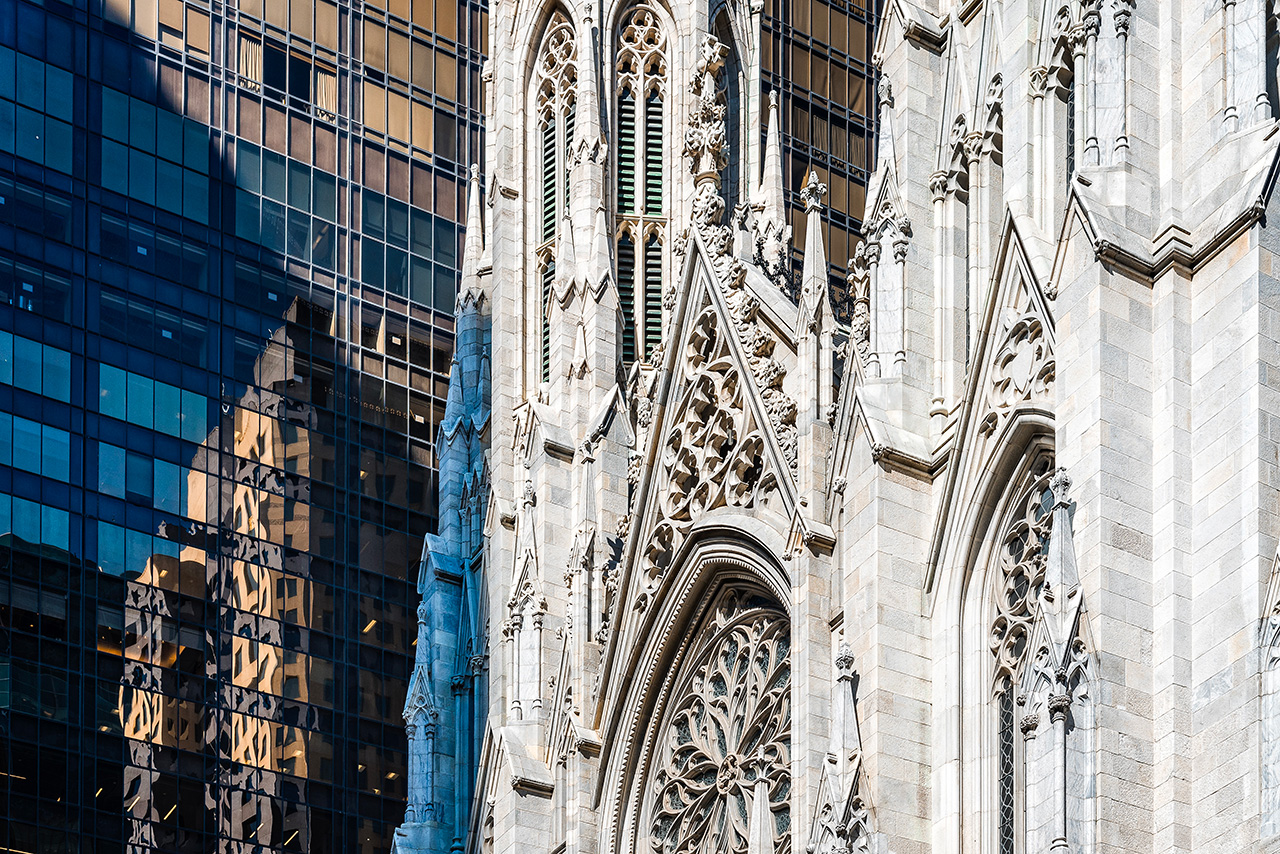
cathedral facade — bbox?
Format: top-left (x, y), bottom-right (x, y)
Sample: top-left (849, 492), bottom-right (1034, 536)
top-left (394, 0), bottom-right (1280, 852)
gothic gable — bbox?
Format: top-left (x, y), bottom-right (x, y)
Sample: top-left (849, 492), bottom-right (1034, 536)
top-left (619, 232), bottom-right (797, 617)
top-left (929, 215), bottom-right (1056, 588)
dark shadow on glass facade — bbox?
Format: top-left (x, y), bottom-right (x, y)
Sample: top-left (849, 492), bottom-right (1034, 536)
top-left (0, 0), bottom-right (484, 851)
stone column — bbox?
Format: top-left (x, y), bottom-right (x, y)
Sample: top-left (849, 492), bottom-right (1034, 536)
top-left (1071, 28), bottom-right (1087, 167)
top-left (1224, 0), bottom-right (1240, 132)
top-left (963, 132), bottom-right (984, 359)
top-left (1113, 3), bottom-right (1132, 155)
top-left (1048, 692), bottom-right (1072, 853)
top-left (1028, 66), bottom-right (1049, 225)
top-left (865, 237), bottom-right (882, 377)
top-left (1083, 1), bottom-right (1101, 165)
top-left (930, 170), bottom-right (949, 427)
top-left (892, 236), bottom-right (909, 375)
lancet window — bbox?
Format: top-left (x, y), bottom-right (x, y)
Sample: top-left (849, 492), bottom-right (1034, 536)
top-left (615, 5), bottom-right (666, 364)
top-left (532, 12), bottom-right (577, 383)
top-left (988, 455), bottom-right (1056, 854)
top-left (981, 453), bottom-right (1096, 854)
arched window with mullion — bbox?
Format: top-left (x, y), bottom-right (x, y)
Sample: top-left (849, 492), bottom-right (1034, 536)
top-left (615, 4), bottom-right (667, 366)
top-left (532, 12), bottom-right (577, 385)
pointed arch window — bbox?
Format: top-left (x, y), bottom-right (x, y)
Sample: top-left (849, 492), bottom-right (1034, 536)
top-left (532, 12), bottom-right (577, 384)
top-left (979, 452), bottom-right (1096, 854)
top-left (615, 5), bottom-right (667, 365)
top-left (988, 455), bottom-right (1056, 854)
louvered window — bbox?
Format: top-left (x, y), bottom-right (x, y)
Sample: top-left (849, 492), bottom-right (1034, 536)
top-left (541, 118), bottom-right (557, 242)
top-left (644, 92), bottom-right (663, 216)
top-left (618, 234), bottom-right (636, 364)
top-left (643, 233), bottom-right (662, 360)
top-left (541, 259), bottom-right (555, 383)
top-left (618, 90), bottom-right (637, 213)
top-left (615, 6), bottom-right (667, 366)
top-left (532, 13), bottom-right (577, 387)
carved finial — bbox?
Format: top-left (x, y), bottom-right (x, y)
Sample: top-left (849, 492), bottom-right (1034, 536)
top-left (836, 642), bottom-right (855, 673)
top-left (801, 171), bottom-right (828, 213)
top-left (1050, 466), bottom-right (1071, 509)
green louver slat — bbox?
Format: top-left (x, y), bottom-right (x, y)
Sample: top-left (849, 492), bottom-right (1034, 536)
top-left (563, 108), bottom-right (575, 208)
top-left (542, 119), bottom-right (556, 242)
top-left (618, 234), bottom-right (636, 365)
top-left (618, 90), bottom-right (637, 213)
top-left (542, 260), bottom-right (555, 382)
top-left (644, 93), bottom-right (663, 216)
top-left (643, 234), bottom-right (662, 360)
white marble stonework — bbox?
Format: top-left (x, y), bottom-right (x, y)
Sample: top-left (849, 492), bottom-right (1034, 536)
top-left (392, 0), bottom-right (1280, 852)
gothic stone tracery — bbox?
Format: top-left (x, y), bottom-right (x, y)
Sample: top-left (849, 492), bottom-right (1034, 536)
top-left (649, 587), bottom-right (791, 854)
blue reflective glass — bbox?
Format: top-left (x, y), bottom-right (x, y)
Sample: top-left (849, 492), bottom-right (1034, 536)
top-left (102, 88), bottom-right (129, 142)
top-left (0, 331), bottom-right (11, 385)
top-left (13, 336), bottom-right (39, 393)
top-left (155, 381), bottom-right (182, 438)
top-left (99, 365), bottom-right (126, 420)
top-left (180, 390), bottom-right (206, 443)
top-left (12, 416), bottom-right (40, 473)
top-left (45, 66), bottom-right (72, 122)
top-left (42, 424), bottom-right (69, 481)
top-left (12, 497), bottom-right (39, 542)
top-left (99, 443), bottom-right (125, 497)
top-left (125, 451), bottom-right (150, 500)
top-left (101, 140), bottom-right (130, 195)
top-left (43, 345), bottom-right (70, 402)
top-left (97, 521), bottom-right (125, 576)
top-left (153, 460), bottom-right (180, 514)
top-left (126, 372), bottom-right (153, 429)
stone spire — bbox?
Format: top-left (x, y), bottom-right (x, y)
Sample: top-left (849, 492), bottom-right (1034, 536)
top-left (460, 164), bottom-right (485, 291)
top-left (756, 90), bottom-right (786, 230)
top-left (1040, 467), bottom-right (1083, 663)
top-left (752, 91), bottom-right (791, 283)
top-left (795, 171), bottom-right (833, 515)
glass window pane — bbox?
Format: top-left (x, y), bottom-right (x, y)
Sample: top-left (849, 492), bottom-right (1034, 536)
top-left (99, 443), bottom-right (125, 497)
top-left (181, 390), bottom-right (206, 443)
top-left (126, 452), bottom-right (150, 500)
top-left (100, 365), bottom-right (127, 420)
top-left (13, 335), bottom-right (40, 394)
top-left (155, 382), bottom-right (182, 437)
top-left (13, 416), bottom-right (40, 474)
top-left (43, 345), bottom-right (70, 402)
top-left (0, 330), bottom-right (11, 385)
top-left (42, 425), bottom-right (69, 482)
top-left (126, 373), bottom-right (153, 429)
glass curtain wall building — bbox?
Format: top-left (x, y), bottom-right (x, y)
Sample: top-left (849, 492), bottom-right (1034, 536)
top-left (0, 0), bottom-right (484, 851)
top-left (762, 0), bottom-right (877, 313)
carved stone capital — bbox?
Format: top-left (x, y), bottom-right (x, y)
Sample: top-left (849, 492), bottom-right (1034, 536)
top-left (892, 238), bottom-right (909, 264)
top-left (929, 171), bottom-right (950, 202)
top-left (1020, 713), bottom-right (1040, 736)
top-left (1029, 65), bottom-right (1050, 99)
top-left (962, 131), bottom-right (986, 166)
top-left (1048, 693), bottom-right (1071, 720)
top-left (1114, 0), bottom-right (1134, 36)
top-left (864, 239), bottom-right (882, 266)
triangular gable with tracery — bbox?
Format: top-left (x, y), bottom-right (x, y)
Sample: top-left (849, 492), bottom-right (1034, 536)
top-left (617, 232), bottom-right (795, 618)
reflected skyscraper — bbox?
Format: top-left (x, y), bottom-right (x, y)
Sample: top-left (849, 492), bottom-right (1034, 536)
top-left (0, 0), bottom-right (485, 851)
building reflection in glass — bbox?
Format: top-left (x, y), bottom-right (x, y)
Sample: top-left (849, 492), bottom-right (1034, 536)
top-left (0, 0), bottom-right (480, 844)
